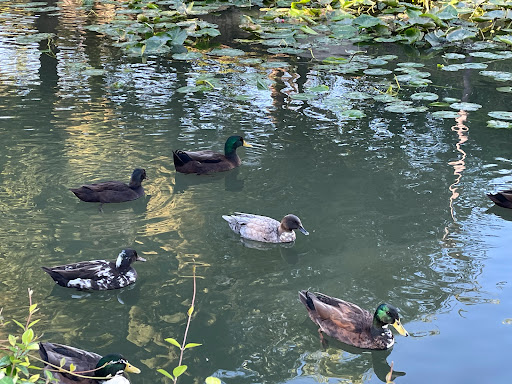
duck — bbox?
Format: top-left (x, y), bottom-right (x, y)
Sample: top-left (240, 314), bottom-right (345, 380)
top-left (172, 135), bottom-right (252, 174)
top-left (487, 190), bottom-right (512, 209)
top-left (39, 342), bottom-right (140, 384)
top-left (70, 168), bottom-right (146, 204)
top-left (41, 249), bottom-right (146, 290)
top-left (298, 290), bottom-right (408, 350)
top-left (222, 212), bottom-right (309, 243)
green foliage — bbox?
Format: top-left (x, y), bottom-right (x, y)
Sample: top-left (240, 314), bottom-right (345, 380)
top-left (0, 289), bottom-right (49, 384)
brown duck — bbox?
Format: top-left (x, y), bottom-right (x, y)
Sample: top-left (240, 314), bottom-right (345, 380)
top-left (70, 168), bottom-right (146, 204)
top-left (299, 290), bottom-right (408, 350)
top-left (487, 190), bottom-right (512, 209)
top-left (172, 135), bottom-right (252, 174)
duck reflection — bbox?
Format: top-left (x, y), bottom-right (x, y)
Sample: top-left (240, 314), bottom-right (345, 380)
top-left (173, 167), bottom-right (245, 194)
top-left (486, 204), bottom-right (512, 221)
top-left (237, 238), bottom-right (300, 264)
top-left (45, 281), bottom-right (139, 305)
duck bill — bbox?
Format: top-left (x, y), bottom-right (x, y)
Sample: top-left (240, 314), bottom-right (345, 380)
top-left (392, 319), bottom-right (409, 337)
top-left (243, 141), bottom-right (253, 148)
top-left (299, 226), bottom-right (309, 236)
top-left (136, 255), bottom-right (147, 262)
top-left (124, 363), bottom-right (141, 374)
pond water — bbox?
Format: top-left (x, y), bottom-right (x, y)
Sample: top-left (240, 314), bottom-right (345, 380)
top-left (1, 1), bottom-right (512, 383)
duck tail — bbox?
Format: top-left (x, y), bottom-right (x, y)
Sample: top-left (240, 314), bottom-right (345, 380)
top-left (38, 342), bottom-right (49, 361)
top-left (41, 267), bottom-right (68, 287)
top-left (487, 193), bottom-right (512, 208)
top-left (173, 150), bottom-right (192, 167)
top-left (298, 290), bottom-right (316, 311)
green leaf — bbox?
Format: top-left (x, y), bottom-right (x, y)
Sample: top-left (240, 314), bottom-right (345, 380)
top-left (164, 338), bottom-right (181, 348)
top-left (157, 369), bottom-right (174, 379)
top-left (69, 364), bottom-right (76, 372)
top-left (22, 329), bottom-right (34, 345)
top-left (308, 85), bottom-right (329, 92)
top-left (402, 27), bottom-right (422, 44)
top-left (184, 343), bottom-right (202, 349)
top-left (300, 25), bottom-right (318, 35)
top-left (446, 28), bottom-right (476, 42)
top-left (59, 357), bottom-right (66, 367)
top-left (353, 14), bottom-right (383, 28)
top-left (205, 377), bottom-right (222, 384)
top-left (12, 319), bottom-right (25, 330)
top-left (27, 319), bottom-right (41, 328)
top-left (173, 365), bottom-right (187, 378)
top-left (0, 355), bottom-right (10, 368)
top-left (26, 342), bottom-right (39, 351)
top-left (8, 335), bottom-right (16, 346)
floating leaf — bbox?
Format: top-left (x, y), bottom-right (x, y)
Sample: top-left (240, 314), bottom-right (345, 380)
top-left (340, 109), bottom-right (366, 119)
top-left (446, 28), bottom-right (476, 42)
top-left (443, 53), bottom-right (465, 59)
top-left (450, 102), bottom-right (482, 111)
top-left (411, 92), bottom-right (438, 101)
top-left (480, 71), bottom-right (512, 81)
top-left (353, 14), bottom-right (384, 28)
top-left (368, 58), bottom-right (388, 66)
top-left (290, 93), bottom-right (317, 100)
top-left (300, 25), bottom-right (318, 35)
top-left (443, 97), bottom-right (460, 103)
top-left (308, 85), bottom-right (329, 92)
top-left (207, 48), bottom-right (245, 57)
top-left (432, 110), bottom-right (460, 118)
top-left (396, 62), bottom-right (424, 68)
top-left (373, 94), bottom-right (399, 103)
top-left (261, 61), bottom-right (290, 68)
top-left (385, 103), bottom-right (428, 113)
top-left (487, 120), bottom-right (512, 128)
top-left (173, 52), bottom-right (203, 60)
top-left (469, 51), bottom-right (503, 59)
top-left (345, 91), bottom-right (371, 100)
top-left (497, 87), bottom-right (512, 93)
top-left (429, 102), bottom-right (450, 107)
top-left (488, 111), bottom-right (512, 120)
top-left (205, 377), bottom-right (222, 384)
top-left (364, 68), bottom-right (392, 75)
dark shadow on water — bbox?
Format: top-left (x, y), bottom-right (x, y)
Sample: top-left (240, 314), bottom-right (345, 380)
top-left (70, 194), bottom-right (151, 214)
top-left (44, 282), bottom-right (140, 306)
top-left (238, 238), bottom-right (300, 264)
top-left (486, 204), bottom-right (512, 221)
top-left (173, 168), bottom-right (245, 194)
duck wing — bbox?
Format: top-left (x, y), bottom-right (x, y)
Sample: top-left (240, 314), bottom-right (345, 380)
top-left (39, 342), bottom-right (100, 381)
top-left (174, 150), bottom-right (225, 164)
top-left (42, 260), bottom-right (113, 289)
top-left (299, 291), bottom-right (374, 347)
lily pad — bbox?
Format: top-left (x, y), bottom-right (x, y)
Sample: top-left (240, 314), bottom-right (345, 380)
top-left (450, 102), bottom-right (482, 111)
top-left (172, 52), bottom-right (203, 60)
top-left (446, 28), bottom-right (476, 42)
top-left (443, 53), bottom-right (465, 59)
top-left (385, 103), bottom-right (428, 113)
top-left (479, 71), bottom-right (512, 81)
top-left (488, 111), bottom-right (512, 120)
top-left (364, 68), bottom-right (392, 75)
top-left (290, 93), bottom-right (317, 100)
top-left (261, 61), bottom-right (290, 68)
top-left (432, 110), bottom-right (460, 118)
top-left (368, 58), bottom-right (388, 66)
top-left (83, 69), bottom-right (106, 76)
top-left (373, 94), bottom-right (399, 103)
top-left (308, 85), bottom-right (330, 93)
top-left (396, 62), bottom-right (425, 68)
top-left (443, 97), bottom-right (460, 103)
top-left (345, 91), bottom-right (372, 100)
top-left (469, 51), bottom-right (504, 59)
top-left (377, 54), bottom-right (398, 61)
top-left (410, 92), bottom-right (439, 101)
top-left (340, 109), bottom-right (366, 119)
top-left (16, 33), bottom-right (55, 44)
top-left (207, 48), bottom-right (245, 57)
top-left (487, 120), bottom-right (512, 129)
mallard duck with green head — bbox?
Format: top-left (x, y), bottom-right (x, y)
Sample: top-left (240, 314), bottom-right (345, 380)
top-left (39, 342), bottom-right (140, 384)
top-left (299, 290), bottom-right (408, 350)
top-left (487, 190), bottom-right (512, 209)
top-left (173, 135), bottom-right (252, 174)
top-left (222, 212), bottom-right (309, 243)
top-left (70, 168), bottom-right (147, 204)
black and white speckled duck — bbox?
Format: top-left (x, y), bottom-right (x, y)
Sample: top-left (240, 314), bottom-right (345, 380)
top-left (299, 290), bottom-right (409, 350)
top-left (222, 212), bottom-right (309, 243)
top-left (42, 249), bottom-right (146, 290)
top-left (172, 136), bottom-right (252, 174)
top-left (39, 342), bottom-right (140, 384)
top-left (70, 168), bottom-right (147, 204)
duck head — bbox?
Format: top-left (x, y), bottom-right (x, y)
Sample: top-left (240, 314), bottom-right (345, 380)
top-left (130, 169), bottom-right (147, 184)
top-left (115, 249), bottom-right (146, 270)
top-left (373, 304), bottom-right (408, 336)
top-left (281, 214), bottom-right (309, 235)
top-left (95, 354), bottom-right (140, 379)
top-left (225, 136), bottom-right (252, 156)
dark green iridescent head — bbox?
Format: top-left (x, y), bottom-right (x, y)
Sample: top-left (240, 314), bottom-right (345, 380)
top-left (224, 136), bottom-right (252, 156)
top-left (95, 354), bottom-right (140, 378)
top-left (374, 304), bottom-right (408, 336)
